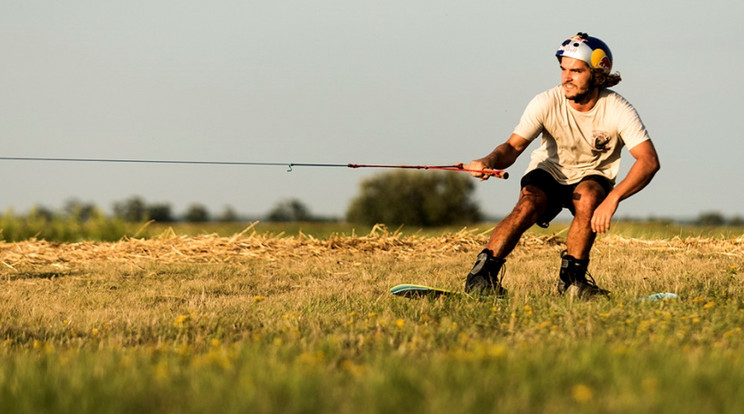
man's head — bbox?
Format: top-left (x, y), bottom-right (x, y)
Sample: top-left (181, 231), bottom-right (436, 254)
top-left (556, 32), bottom-right (621, 97)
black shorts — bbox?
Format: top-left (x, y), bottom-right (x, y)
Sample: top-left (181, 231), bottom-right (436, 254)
top-left (520, 169), bottom-right (613, 228)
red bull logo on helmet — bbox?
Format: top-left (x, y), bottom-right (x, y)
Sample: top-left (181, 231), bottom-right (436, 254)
top-left (591, 49), bottom-right (612, 72)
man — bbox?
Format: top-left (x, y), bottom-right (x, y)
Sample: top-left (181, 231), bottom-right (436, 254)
top-left (464, 32), bottom-right (660, 299)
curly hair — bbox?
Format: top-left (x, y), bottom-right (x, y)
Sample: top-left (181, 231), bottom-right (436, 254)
top-left (591, 69), bottom-right (622, 89)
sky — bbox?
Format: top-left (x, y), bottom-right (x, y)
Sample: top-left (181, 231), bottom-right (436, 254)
top-left (2, 0), bottom-right (743, 221)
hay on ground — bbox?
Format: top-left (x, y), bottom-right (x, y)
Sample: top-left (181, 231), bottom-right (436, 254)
top-left (0, 225), bottom-right (742, 272)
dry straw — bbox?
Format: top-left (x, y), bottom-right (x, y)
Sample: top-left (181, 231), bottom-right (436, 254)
top-left (1, 223), bottom-right (742, 272)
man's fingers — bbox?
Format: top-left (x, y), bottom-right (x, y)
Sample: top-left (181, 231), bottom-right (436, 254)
top-left (465, 161), bottom-right (487, 179)
top-left (591, 215), bottom-right (610, 234)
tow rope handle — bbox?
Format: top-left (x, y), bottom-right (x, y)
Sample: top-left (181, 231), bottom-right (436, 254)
top-left (346, 163), bottom-right (508, 180)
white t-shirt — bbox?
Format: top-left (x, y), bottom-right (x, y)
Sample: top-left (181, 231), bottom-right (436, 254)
top-left (513, 85), bottom-right (650, 185)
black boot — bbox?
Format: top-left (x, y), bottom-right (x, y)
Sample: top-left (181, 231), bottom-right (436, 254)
top-left (558, 251), bottom-right (610, 299)
top-left (464, 249), bottom-right (507, 297)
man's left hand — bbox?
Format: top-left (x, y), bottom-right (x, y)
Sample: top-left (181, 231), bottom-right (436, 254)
top-left (591, 197), bottom-right (619, 234)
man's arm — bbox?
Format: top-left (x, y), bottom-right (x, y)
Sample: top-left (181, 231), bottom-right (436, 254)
top-left (466, 134), bottom-right (531, 180)
top-left (591, 140), bottom-right (660, 233)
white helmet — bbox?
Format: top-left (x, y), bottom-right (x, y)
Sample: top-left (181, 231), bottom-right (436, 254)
top-left (556, 32), bottom-right (613, 73)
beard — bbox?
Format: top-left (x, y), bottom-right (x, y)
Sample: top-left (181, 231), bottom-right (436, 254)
top-left (563, 76), bottom-right (599, 104)
top-left (565, 86), bottom-right (593, 103)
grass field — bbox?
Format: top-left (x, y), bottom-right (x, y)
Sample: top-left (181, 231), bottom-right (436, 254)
top-left (1, 223), bottom-right (743, 413)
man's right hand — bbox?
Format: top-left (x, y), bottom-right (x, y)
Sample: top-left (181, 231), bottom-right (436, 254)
top-left (465, 134), bottom-right (530, 181)
top-left (466, 159), bottom-right (493, 181)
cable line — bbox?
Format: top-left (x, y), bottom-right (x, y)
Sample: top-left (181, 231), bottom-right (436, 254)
top-left (0, 156), bottom-right (508, 179)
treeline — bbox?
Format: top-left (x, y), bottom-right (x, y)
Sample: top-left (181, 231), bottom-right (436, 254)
top-left (1, 171), bottom-right (741, 242)
top-left (691, 211), bottom-right (744, 227)
top-left (5, 195), bottom-right (743, 229)
top-left (108, 196), bottom-right (342, 223)
top-left (111, 196), bottom-right (234, 223)
top-left (10, 197), bottom-right (333, 225)
top-left (616, 211), bottom-right (744, 227)
top-left (5, 171), bottom-right (483, 226)
top-left (0, 197), bottom-right (327, 242)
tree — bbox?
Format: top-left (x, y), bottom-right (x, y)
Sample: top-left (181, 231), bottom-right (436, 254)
top-left (696, 211), bottom-right (726, 226)
top-left (267, 199), bottom-right (312, 222)
top-left (28, 205), bottom-right (55, 222)
top-left (63, 199), bottom-right (98, 222)
top-left (184, 204), bottom-right (210, 223)
top-left (345, 170), bottom-right (482, 226)
top-left (147, 203), bottom-right (174, 223)
top-left (113, 196), bottom-right (147, 222)
top-left (217, 206), bottom-right (239, 223)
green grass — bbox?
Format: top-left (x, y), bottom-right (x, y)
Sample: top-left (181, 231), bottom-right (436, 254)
top-left (1, 225), bottom-right (743, 413)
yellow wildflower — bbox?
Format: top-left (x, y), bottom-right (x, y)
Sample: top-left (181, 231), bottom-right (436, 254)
top-left (572, 384), bottom-right (594, 403)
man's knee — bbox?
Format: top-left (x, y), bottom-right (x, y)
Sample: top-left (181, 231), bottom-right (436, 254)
top-left (572, 180), bottom-right (607, 213)
top-left (512, 185), bottom-right (549, 220)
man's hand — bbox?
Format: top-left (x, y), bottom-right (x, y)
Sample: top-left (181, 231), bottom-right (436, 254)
top-left (466, 159), bottom-right (492, 181)
top-left (465, 134), bottom-right (531, 181)
top-left (591, 196), bottom-right (619, 234)
top-left (590, 140), bottom-right (660, 234)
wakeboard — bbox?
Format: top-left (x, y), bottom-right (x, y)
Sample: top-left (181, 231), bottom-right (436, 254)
top-left (390, 284), bottom-right (460, 299)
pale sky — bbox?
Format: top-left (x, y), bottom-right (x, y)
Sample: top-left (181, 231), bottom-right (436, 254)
top-left (2, 1), bottom-right (742, 221)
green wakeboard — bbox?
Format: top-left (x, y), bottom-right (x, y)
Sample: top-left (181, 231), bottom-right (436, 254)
top-left (390, 284), bottom-right (459, 298)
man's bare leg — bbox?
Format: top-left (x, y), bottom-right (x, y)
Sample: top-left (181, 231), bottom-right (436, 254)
top-left (485, 185), bottom-right (548, 258)
top-left (465, 185), bottom-right (548, 295)
top-left (565, 180), bottom-right (608, 259)
top-left (559, 179), bottom-right (610, 298)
